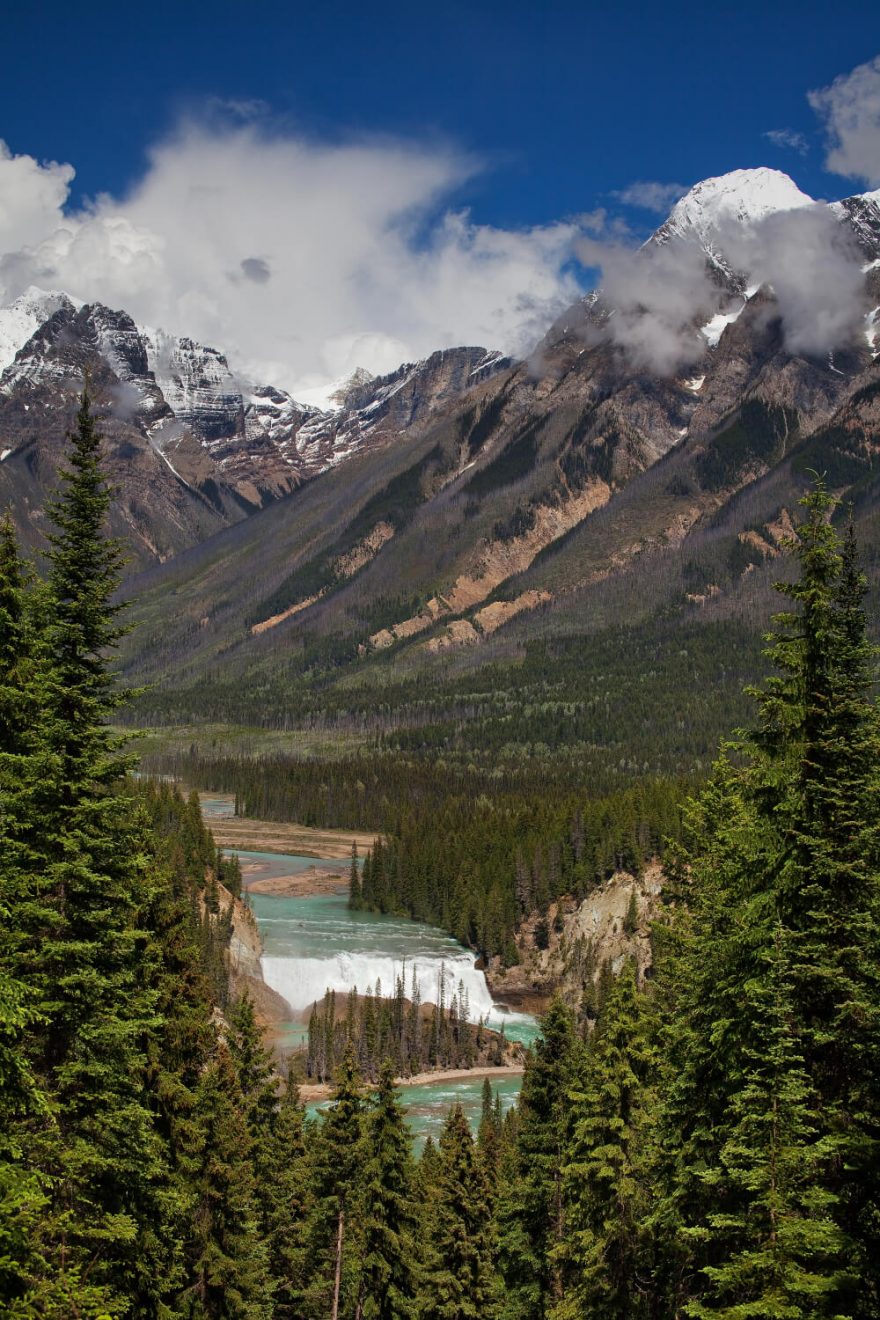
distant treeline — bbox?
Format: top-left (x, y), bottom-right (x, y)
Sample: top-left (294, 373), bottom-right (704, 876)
top-left (355, 780), bottom-right (685, 963)
top-left (304, 973), bottom-right (510, 1083)
top-left (130, 616), bottom-right (761, 783)
top-left (146, 746), bottom-right (688, 962)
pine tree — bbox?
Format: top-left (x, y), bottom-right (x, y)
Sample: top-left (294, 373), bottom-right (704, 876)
top-left (497, 996), bottom-right (577, 1318)
top-left (688, 929), bottom-right (848, 1319)
top-left (349, 842), bottom-right (363, 909)
top-left (183, 1043), bottom-right (272, 1319)
top-left (553, 961), bottom-right (654, 1320)
top-left (754, 486), bottom-right (880, 1314)
top-left (263, 1077), bottom-right (313, 1319)
top-left (653, 483), bottom-right (880, 1319)
top-left (307, 1043), bottom-right (366, 1320)
top-left (357, 1060), bottom-right (417, 1319)
top-left (0, 514), bottom-right (51, 1314)
top-left (420, 1103), bottom-right (495, 1319)
top-left (228, 993), bottom-right (280, 1177)
top-left (477, 1076), bottom-right (502, 1197)
top-left (0, 391), bottom-right (174, 1313)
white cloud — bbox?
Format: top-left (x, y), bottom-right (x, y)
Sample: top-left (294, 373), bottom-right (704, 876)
top-left (0, 126), bottom-right (584, 395)
top-left (763, 128), bottom-right (809, 156)
top-left (719, 203), bottom-right (867, 356)
top-left (0, 142), bottom-right (74, 254)
top-left (575, 232), bottom-right (717, 374)
top-left (809, 55), bottom-right (880, 186)
top-left (611, 180), bottom-right (688, 213)
top-left (575, 196), bottom-right (867, 374)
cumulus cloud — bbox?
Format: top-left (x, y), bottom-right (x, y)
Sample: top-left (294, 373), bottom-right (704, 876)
top-left (0, 141), bottom-right (74, 254)
top-left (763, 128), bottom-right (809, 155)
top-left (718, 203), bottom-right (867, 356)
top-left (809, 54), bottom-right (880, 186)
top-left (574, 232), bottom-right (717, 374)
top-left (575, 198), bottom-right (867, 374)
top-left (611, 180), bottom-right (688, 213)
top-left (0, 126), bottom-right (584, 395)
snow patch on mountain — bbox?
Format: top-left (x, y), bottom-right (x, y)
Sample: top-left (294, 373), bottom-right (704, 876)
top-left (655, 168), bottom-right (814, 249)
top-left (0, 287), bottom-right (79, 375)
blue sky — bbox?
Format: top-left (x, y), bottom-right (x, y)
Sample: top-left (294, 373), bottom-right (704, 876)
top-left (6, 0), bottom-right (880, 225)
top-left (2, 1), bottom-right (880, 393)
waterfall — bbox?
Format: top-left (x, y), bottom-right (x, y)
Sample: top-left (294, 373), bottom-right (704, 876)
top-left (261, 948), bottom-right (496, 1022)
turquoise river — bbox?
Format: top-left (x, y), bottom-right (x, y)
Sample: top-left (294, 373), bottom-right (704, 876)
top-left (222, 836), bottom-right (539, 1148)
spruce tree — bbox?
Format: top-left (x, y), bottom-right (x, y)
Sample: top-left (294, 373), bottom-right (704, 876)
top-left (654, 483), bottom-right (880, 1319)
top-left (553, 961), bottom-right (654, 1320)
top-left (687, 929), bottom-right (848, 1319)
top-left (357, 1060), bottom-right (417, 1319)
top-left (307, 1042), bottom-right (366, 1319)
top-left (263, 1077), bottom-right (313, 1319)
top-left (1, 391), bottom-right (171, 1313)
top-left (183, 1043), bottom-right (272, 1319)
top-left (497, 996), bottom-right (577, 1318)
top-left (420, 1103), bottom-right (495, 1320)
top-left (349, 842), bottom-right (363, 909)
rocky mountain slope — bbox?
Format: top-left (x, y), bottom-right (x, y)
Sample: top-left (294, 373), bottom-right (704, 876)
top-left (115, 169), bottom-right (880, 700)
top-left (0, 289), bottom-right (508, 569)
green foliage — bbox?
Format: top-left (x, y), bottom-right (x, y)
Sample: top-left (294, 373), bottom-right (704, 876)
top-left (420, 1104), bottom-right (496, 1319)
top-left (358, 1062), bottom-right (417, 1320)
top-left (497, 997), bottom-right (578, 1318)
top-left (651, 481), bottom-right (880, 1318)
top-left (695, 400), bottom-right (797, 492)
top-left (552, 962), bottom-right (654, 1320)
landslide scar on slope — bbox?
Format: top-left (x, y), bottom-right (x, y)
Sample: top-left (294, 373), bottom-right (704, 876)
top-left (368, 480), bottom-right (610, 651)
top-left (250, 521), bottom-right (396, 635)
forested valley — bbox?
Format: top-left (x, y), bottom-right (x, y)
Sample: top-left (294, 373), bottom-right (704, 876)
top-left (2, 391), bottom-right (880, 1319)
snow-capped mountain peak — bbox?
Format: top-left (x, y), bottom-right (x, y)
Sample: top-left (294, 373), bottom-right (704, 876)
top-left (655, 168), bottom-right (815, 248)
top-left (0, 287), bottom-right (81, 375)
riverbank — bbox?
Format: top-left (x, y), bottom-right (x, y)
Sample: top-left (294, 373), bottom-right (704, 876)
top-left (298, 1063), bottom-right (525, 1103)
top-left (204, 799), bottom-right (376, 861)
top-left (244, 863), bottom-right (348, 897)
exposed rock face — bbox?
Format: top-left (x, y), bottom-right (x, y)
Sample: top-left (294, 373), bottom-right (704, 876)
top-left (487, 866), bottom-right (665, 1012)
top-left (213, 880), bottom-right (291, 1025)
top-left (0, 290), bottom-right (508, 570)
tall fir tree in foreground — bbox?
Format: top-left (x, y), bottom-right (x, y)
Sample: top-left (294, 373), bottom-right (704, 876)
top-left (420, 1103), bottom-right (496, 1320)
top-left (357, 1060), bottom-right (417, 1320)
top-left (0, 515), bottom-right (52, 1314)
top-left (0, 390), bottom-right (174, 1315)
top-left (656, 482), bottom-right (880, 1319)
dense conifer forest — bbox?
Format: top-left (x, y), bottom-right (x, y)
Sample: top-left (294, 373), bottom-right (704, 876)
top-left (2, 393), bottom-right (879, 1317)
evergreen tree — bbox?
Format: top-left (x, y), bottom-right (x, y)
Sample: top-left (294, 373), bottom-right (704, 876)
top-left (1, 391), bottom-right (172, 1313)
top-left (0, 514), bottom-right (52, 1315)
top-left (228, 993), bottom-right (280, 1179)
top-left (497, 996), bottom-right (577, 1318)
top-left (654, 483), bottom-right (880, 1318)
top-left (307, 1043), bottom-right (366, 1320)
top-left (349, 841), bottom-right (363, 909)
top-left (357, 1060), bottom-right (417, 1319)
top-left (262, 1077), bottom-right (313, 1319)
top-left (553, 961), bottom-right (654, 1320)
top-left (478, 1075), bottom-right (502, 1196)
top-left (420, 1103), bottom-right (495, 1320)
top-left (183, 1043), bottom-right (272, 1319)
top-left (688, 929), bottom-right (848, 1319)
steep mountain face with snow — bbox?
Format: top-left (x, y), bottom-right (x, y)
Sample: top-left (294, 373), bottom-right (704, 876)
top-left (0, 290), bottom-right (509, 568)
top-left (113, 168), bottom-right (880, 693)
top-left (651, 167), bottom-right (814, 252)
top-left (2, 166), bottom-right (879, 636)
